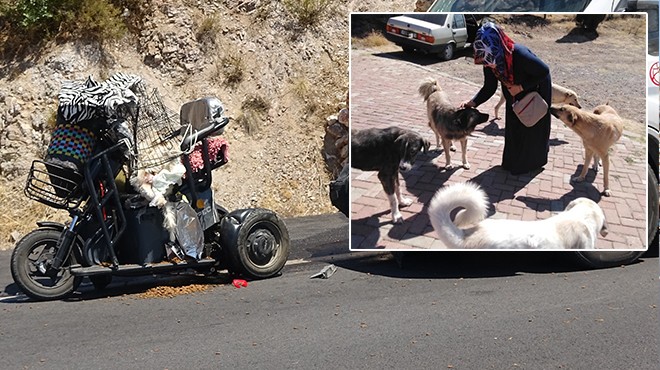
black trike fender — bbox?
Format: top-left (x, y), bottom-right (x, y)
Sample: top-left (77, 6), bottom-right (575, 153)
top-left (218, 209), bottom-right (256, 250)
top-left (217, 208), bottom-right (290, 279)
top-left (35, 221), bottom-right (67, 231)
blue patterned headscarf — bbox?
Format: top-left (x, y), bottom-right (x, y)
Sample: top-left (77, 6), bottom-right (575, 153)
top-left (473, 22), bottom-right (515, 85)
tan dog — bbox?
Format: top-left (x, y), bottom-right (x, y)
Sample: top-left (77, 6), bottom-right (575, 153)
top-left (418, 77), bottom-right (489, 170)
top-left (494, 83), bottom-right (582, 119)
top-left (550, 103), bottom-right (624, 197)
top-left (428, 182), bottom-right (608, 249)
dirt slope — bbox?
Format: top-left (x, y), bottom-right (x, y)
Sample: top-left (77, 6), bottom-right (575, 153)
top-left (0, 0), bottom-right (353, 249)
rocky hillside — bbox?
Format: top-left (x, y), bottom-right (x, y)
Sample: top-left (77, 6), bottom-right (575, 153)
top-left (0, 0), bottom-right (354, 249)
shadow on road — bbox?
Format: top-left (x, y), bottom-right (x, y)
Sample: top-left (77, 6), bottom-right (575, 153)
top-left (334, 250), bottom-right (649, 280)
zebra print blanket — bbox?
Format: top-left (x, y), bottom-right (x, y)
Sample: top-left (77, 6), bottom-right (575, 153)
top-left (57, 72), bottom-right (142, 125)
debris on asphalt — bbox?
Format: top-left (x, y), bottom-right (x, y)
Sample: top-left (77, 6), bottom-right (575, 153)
top-left (310, 264), bottom-right (338, 279)
top-left (232, 279), bottom-right (248, 288)
top-left (138, 284), bottom-right (213, 299)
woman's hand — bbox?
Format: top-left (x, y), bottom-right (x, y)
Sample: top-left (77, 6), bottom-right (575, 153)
top-left (505, 83), bottom-right (523, 96)
top-left (460, 100), bottom-right (476, 109)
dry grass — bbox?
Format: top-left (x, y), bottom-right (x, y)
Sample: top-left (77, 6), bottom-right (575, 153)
top-left (286, 54), bottom-right (347, 126)
top-left (289, 76), bottom-right (312, 99)
top-left (258, 145), bottom-right (336, 217)
top-left (212, 41), bottom-right (246, 88)
top-left (237, 95), bottom-right (270, 135)
top-left (603, 14), bottom-right (646, 37)
top-left (218, 54), bottom-right (245, 87)
top-left (351, 31), bottom-right (390, 49)
top-left (195, 14), bottom-right (221, 45)
top-left (501, 14), bottom-right (646, 38)
top-left (259, 179), bottom-right (310, 217)
top-left (283, 0), bottom-right (335, 27)
top-left (0, 179), bottom-right (68, 251)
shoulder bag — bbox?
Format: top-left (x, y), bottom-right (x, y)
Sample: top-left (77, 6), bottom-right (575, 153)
top-left (512, 91), bottom-right (548, 127)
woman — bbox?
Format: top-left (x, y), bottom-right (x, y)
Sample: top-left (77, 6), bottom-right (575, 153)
top-left (461, 22), bottom-right (551, 175)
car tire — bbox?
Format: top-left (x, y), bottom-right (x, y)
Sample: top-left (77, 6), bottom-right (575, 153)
top-left (644, 164), bottom-right (660, 257)
top-left (439, 43), bottom-right (455, 61)
top-left (573, 250), bottom-right (645, 269)
top-left (646, 163), bottom-right (659, 249)
top-left (573, 163), bottom-right (658, 268)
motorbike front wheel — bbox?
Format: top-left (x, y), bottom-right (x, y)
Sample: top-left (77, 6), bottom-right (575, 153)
top-left (10, 228), bottom-right (82, 301)
top-left (227, 209), bottom-right (290, 279)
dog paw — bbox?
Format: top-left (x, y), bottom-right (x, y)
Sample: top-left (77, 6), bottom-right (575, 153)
top-left (392, 213), bottom-right (404, 224)
top-left (449, 145), bottom-right (457, 152)
top-left (462, 163), bottom-right (471, 170)
top-left (444, 163), bottom-right (454, 170)
top-left (399, 197), bottom-right (413, 207)
top-left (603, 189), bottom-right (611, 197)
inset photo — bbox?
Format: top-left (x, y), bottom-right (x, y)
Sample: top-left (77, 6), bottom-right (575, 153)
top-left (350, 13), bottom-right (650, 251)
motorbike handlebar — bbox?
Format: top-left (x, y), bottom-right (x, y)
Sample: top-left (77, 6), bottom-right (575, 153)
top-left (180, 116), bottom-right (230, 152)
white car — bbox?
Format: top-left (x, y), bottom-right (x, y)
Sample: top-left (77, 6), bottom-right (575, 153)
top-left (384, 13), bottom-right (480, 60)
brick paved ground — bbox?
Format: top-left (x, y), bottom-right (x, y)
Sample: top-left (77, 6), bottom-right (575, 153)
top-left (350, 49), bottom-right (648, 250)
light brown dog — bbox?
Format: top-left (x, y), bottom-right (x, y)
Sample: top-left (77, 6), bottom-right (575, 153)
top-left (494, 83), bottom-right (582, 119)
top-left (550, 103), bottom-right (624, 196)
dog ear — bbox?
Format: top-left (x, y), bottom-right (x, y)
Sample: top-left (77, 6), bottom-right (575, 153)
top-left (395, 135), bottom-right (408, 158)
top-left (421, 138), bottom-right (430, 153)
top-left (569, 111), bottom-right (577, 125)
top-left (453, 109), bottom-right (466, 126)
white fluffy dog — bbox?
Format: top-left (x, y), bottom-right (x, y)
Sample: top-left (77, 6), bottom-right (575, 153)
top-left (427, 182), bottom-right (608, 249)
top-left (130, 160), bottom-right (186, 241)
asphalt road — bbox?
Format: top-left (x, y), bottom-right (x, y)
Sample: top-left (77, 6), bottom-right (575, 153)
top-left (0, 213), bottom-right (658, 369)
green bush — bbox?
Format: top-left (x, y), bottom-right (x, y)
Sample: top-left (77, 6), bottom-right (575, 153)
top-left (0, 0), bottom-right (61, 37)
top-left (61, 0), bottom-right (126, 41)
top-left (0, 0), bottom-right (147, 51)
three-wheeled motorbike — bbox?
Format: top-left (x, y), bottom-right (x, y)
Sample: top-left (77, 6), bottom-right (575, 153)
top-left (10, 76), bottom-right (290, 301)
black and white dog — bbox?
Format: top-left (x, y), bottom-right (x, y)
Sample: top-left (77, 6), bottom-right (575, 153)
top-left (351, 126), bottom-right (430, 223)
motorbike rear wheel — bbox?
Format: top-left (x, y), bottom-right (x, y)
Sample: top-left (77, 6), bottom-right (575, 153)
top-left (10, 228), bottom-right (83, 301)
top-left (227, 209), bottom-right (290, 279)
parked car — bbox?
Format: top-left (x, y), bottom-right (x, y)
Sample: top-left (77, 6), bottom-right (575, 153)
top-left (428, 0), bottom-right (660, 267)
top-left (384, 13), bottom-right (481, 60)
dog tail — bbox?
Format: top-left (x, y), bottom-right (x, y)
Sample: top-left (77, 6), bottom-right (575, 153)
top-left (427, 182), bottom-right (489, 248)
top-left (418, 77), bottom-right (439, 101)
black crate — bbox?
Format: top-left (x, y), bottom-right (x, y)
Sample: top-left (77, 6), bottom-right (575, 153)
top-left (117, 195), bottom-right (168, 265)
